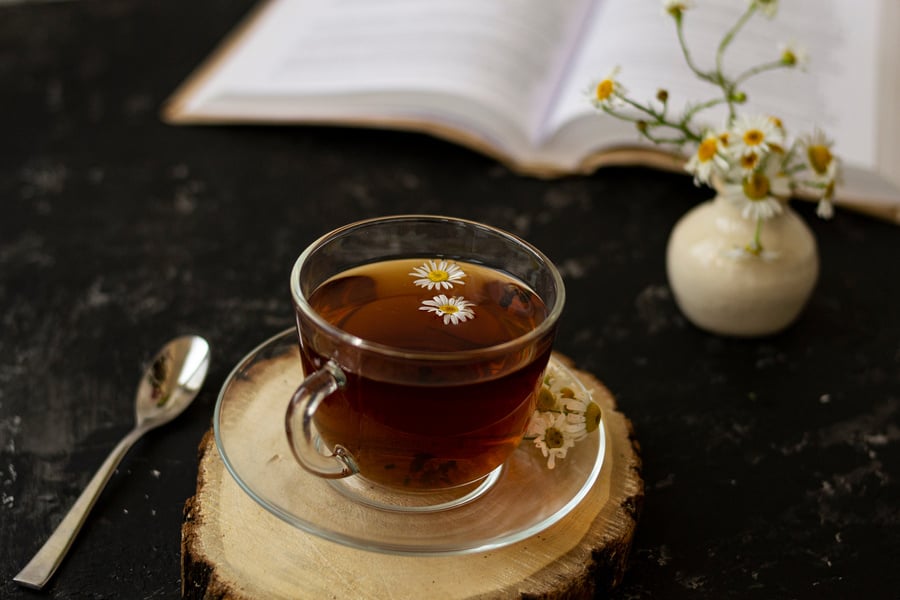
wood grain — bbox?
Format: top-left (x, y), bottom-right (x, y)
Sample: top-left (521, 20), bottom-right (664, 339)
top-left (181, 360), bottom-right (642, 599)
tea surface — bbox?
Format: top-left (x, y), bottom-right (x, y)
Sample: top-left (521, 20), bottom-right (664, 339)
top-left (307, 258), bottom-right (548, 352)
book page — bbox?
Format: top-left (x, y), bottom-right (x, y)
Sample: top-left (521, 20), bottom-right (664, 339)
top-left (174, 0), bottom-right (591, 152)
top-left (545, 0), bottom-right (882, 175)
top-left (877, 0), bottom-right (900, 186)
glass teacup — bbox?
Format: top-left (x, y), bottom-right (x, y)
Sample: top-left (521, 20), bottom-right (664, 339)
top-left (285, 215), bottom-right (565, 511)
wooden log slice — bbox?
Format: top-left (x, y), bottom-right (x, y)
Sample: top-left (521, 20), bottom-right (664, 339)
top-left (181, 352), bottom-right (643, 599)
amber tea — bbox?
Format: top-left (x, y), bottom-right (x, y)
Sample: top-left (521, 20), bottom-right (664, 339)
top-left (299, 258), bottom-right (552, 490)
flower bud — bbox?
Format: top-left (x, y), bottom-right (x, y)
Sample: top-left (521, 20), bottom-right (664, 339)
top-left (656, 89), bottom-right (669, 103)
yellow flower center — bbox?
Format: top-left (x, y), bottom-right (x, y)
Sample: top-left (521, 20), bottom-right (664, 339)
top-left (769, 116), bottom-right (784, 129)
top-left (740, 153), bottom-right (759, 170)
top-left (427, 270), bottom-right (449, 283)
top-left (697, 138), bottom-right (718, 162)
top-left (595, 79), bottom-right (614, 101)
top-left (666, 3), bottom-right (686, 17)
top-left (743, 129), bottom-right (765, 146)
top-left (584, 402), bottom-right (602, 433)
top-left (537, 388), bottom-right (556, 411)
top-left (440, 304), bottom-right (458, 315)
top-left (808, 145), bottom-right (833, 174)
top-left (742, 172), bottom-right (770, 200)
top-left (545, 427), bottom-right (565, 449)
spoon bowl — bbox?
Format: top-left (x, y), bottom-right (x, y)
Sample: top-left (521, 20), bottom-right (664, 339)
top-left (135, 335), bottom-right (211, 427)
top-left (13, 335), bottom-right (211, 590)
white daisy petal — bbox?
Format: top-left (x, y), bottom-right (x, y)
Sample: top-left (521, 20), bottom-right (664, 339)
top-left (587, 67), bottom-right (626, 110)
top-left (419, 294), bottom-right (475, 325)
top-left (685, 132), bottom-right (730, 186)
top-left (816, 198), bottom-right (834, 219)
top-left (728, 114), bottom-right (785, 159)
top-left (531, 412), bottom-right (577, 470)
top-left (409, 259), bottom-right (467, 290)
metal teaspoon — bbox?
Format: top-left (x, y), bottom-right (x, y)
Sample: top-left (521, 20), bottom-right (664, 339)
top-left (13, 335), bottom-right (211, 590)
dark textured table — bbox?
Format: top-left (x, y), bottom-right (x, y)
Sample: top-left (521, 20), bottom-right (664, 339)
top-left (2, 1), bottom-right (898, 598)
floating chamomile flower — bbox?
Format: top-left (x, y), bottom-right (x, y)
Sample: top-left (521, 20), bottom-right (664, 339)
top-left (409, 259), bottom-right (466, 290)
top-left (419, 294), bottom-right (475, 325)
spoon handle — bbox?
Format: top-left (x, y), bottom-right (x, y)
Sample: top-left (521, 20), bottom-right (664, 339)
top-left (13, 426), bottom-right (147, 590)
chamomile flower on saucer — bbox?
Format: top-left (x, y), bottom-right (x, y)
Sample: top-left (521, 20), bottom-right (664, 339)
top-left (419, 294), bottom-right (475, 325)
top-left (563, 397), bottom-right (603, 440)
top-left (525, 409), bottom-right (553, 439)
top-left (545, 376), bottom-right (601, 441)
top-left (530, 412), bottom-right (579, 470)
top-left (525, 364), bottom-right (600, 468)
top-left (409, 259), bottom-right (467, 290)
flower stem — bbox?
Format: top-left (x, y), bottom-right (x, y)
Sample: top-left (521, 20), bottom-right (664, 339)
top-left (751, 216), bottom-right (764, 254)
top-left (681, 96), bottom-right (729, 126)
top-left (620, 96), bottom-right (664, 120)
top-left (612, 96), bottom-right (703, 146)
top-left (734, 60), bottom-right (790, 86)
top-left (601, 105), bottom-right (647, 124)
top-left (716, 4), bottom-right (756, 121)
top-left (675, 14), bottom-right (714, 83)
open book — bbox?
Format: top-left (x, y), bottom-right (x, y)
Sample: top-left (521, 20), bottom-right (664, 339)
top-left (164, 0), bottom-right (900, 223)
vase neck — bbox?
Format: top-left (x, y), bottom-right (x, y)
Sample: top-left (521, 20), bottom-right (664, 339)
top-left (711, 190), bottom-right (788, 220)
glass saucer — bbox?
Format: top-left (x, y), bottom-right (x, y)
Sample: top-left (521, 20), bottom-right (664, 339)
top-left (214, 329), bottom-right (606, 556)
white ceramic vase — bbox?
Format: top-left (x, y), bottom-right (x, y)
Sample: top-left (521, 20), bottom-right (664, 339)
top-left (666, 194), bottom-right (819, 337)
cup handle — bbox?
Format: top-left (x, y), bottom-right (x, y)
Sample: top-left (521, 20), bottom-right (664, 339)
top-left (285, 360), bottom-right (358, 479)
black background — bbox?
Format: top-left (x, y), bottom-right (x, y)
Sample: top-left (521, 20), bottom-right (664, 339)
top-left (1, 1), bottom-right (898, 598)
